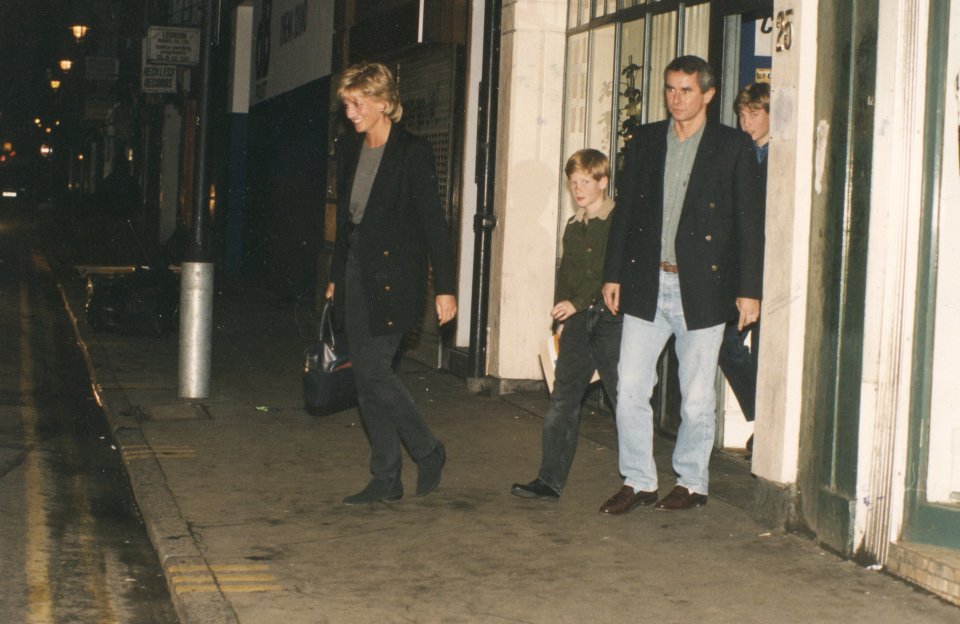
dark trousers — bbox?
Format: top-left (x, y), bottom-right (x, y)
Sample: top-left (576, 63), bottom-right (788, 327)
top-left (344, 257), bottom-right (438, 481)
top-left (539, 305), bottom-right (622, 493)
top-left (718, 320), bottom-right (759, 422)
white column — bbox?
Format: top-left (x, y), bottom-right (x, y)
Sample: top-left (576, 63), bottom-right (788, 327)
top-left (486, 0), bottom-right (567, 381)
top-left (857, 0), bottom-right (930, 563)
top-left (751, 2), bottom-right (819, 484)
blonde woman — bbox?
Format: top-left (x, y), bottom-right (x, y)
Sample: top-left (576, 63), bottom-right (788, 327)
top-left (326, 62), bottom-right (457, 504)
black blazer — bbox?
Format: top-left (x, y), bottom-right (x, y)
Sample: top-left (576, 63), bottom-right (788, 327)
top-left (603, 120), bottom-right (764, 330)
top-left (329, 125), bottom-right (456, 336)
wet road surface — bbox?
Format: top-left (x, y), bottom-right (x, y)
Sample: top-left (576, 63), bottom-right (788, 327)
top-left (0, 208), bottom-right (178, 622)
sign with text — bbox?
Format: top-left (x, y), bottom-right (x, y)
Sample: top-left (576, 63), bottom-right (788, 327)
top-left (85, 56), bottom-right (119, 81)
top-left (147, 26), bottom-right (201, 65)
top-left (83, 99), bottom-right (115, 122)
top-left (251, 0), bottom-right (334, 104)
top-left (142, 65), bottom-right (177, 93)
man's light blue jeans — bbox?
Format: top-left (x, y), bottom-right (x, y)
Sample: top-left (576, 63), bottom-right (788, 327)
top-left (616, 271), bottom-right (725, 495)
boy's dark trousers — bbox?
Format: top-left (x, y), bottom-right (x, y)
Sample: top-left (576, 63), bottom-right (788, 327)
top-left (539, 304), bottom-right (622, 493)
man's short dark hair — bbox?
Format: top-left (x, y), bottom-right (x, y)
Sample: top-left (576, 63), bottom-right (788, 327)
top-left (664, 55), bottom-right (716, 93)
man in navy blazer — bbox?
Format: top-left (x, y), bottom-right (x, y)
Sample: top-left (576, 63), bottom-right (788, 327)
top-left (599, 56), bottom-right (764, 514)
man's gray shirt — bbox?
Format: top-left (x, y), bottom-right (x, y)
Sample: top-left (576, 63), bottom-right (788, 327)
top-left (661, 121), bottom-right (705, 264)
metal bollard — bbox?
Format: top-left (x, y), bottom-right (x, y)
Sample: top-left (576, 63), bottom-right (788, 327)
top-left (178, 262), bottom-right (214, 398)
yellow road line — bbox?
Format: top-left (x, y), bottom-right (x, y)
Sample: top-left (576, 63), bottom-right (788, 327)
top-left (175, 584), bottom-right (285, 594)
top-left (173, 574), bottom-right (279, 585)
top-left (168, 563), bottom-right (282, 594)
top-left (169, 563), bottom-right (272, 573)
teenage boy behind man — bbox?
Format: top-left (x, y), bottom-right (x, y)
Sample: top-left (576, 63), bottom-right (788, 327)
top-left (511, 149), bottom-right (622, 500)
top-left (719, 81), bottom-right (770, 459)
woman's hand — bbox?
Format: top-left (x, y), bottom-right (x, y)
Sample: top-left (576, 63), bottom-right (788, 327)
top-left (551, 300), bottom-right (576, 322)
top-left (436, 294), bottom-right (457, 326)
top-left (325, 283), bottom-right (335, 301)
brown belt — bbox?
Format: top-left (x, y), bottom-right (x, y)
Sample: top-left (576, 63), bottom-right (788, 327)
top-left (659, 261), bottom-right (678, 273)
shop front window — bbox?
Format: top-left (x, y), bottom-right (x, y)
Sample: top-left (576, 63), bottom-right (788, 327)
top-left (563, 1), bottom-right (714, 175)
top-left (683, 2), bottom-right (710, 58)
top-left (618, 17), bottom-right (645, 160)
top-left (564, 32), bottom-right (589, 155)
top-left (588, 24), bottom-right (617, 157)
top-left (647, 11), bottom-right (678, 122)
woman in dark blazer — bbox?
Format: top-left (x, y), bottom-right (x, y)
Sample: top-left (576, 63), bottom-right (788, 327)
top-left (326, 62), bottom-right (457, 505)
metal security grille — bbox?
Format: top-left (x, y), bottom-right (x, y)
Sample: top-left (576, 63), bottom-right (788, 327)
top-left (389, 44), bottom-right (463, 368)
top-left (392, 45), bottom-right (461, 231)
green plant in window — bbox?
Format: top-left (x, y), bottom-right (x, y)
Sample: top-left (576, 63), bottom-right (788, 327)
top-left (619, 60), bottom-right (643, 148)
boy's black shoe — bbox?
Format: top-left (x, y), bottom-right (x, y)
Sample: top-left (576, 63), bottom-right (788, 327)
top-left (511, 478), bottom-right (560, 500)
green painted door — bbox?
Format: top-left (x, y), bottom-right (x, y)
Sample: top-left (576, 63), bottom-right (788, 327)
top-left (902, 0), bottom-right (960, 551)
top-left (797, 0), bottom-right (878, 554)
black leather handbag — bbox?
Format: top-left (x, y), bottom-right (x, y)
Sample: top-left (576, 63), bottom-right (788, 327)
top-left (303, 300), bottom-right (357, 416)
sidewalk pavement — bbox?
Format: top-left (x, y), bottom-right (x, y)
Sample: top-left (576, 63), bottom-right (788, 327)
top-left (60, 271), bottom-right (958, 624)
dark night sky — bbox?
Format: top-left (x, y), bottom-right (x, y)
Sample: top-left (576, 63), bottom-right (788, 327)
top-left (0, 0), bottom-right (64, 151)
top-left (0, 0), bottom-right (146, 160)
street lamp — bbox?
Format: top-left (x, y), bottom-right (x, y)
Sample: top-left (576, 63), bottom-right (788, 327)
top-left (49, 79), bottom-right (62, 91)
top-left (70, 24), bottom-right (89, 42)
top-left (59, 58), bottom-right (73, 72)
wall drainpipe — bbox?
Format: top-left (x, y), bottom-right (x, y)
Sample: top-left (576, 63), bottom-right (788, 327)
top-left (467, 0), bottom-right (502, 382)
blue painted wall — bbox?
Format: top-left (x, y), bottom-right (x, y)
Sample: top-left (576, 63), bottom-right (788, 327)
top-left (243, 76), bottom-right (331, 297)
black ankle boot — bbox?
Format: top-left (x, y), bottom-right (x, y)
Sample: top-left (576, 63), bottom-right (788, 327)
top-left (342, 476), bottom-right (403, 505)
top-left (416, 442), bottom-right (446, 497)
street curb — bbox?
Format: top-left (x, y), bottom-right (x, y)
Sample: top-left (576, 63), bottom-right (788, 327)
top-left (57, 281), bottom-right (238, 624)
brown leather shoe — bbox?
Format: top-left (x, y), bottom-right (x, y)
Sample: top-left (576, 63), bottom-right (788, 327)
top-left (599, 485), bottom-right (659, 515)
top-left (654, 485), bottom-right (707, 510)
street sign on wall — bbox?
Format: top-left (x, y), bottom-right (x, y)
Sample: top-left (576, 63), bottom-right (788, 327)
top-left (147, 26), bottom-right (201, 65)
top-left (142, 65), bottom-right (177, 93)
top-left (85, 56), bottom-right (119, 81)
top-left (250, 0), bottom-right (334, 104)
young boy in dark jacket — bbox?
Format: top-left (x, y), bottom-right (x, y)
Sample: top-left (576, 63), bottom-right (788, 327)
top-left (512, 149), bottom-right (622, 500)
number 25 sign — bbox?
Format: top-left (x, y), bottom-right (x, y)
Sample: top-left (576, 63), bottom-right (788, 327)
top-left (776, 9), bottom-right (794, 53)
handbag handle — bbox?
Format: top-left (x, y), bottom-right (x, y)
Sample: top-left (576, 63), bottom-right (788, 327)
top-left (320, 300), bottom-right (338, 348)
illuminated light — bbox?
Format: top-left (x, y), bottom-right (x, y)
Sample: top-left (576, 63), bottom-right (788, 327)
top-left (0, 156), bottom-right (6, 163)
top-left (33, 118), bottom-right (41, 126)
top-left (49, 79), bottom-right (61, 91)
top-left (208, 183), bottom-right (217, 216)
top-left (77, 153), bottom-right (84, 161)
top-left (2, 142), bottom-right (11, 152)
top-left (3, 191), bottom-right (17, 198)
top-left (54, 120), bottom-right (60, 126)
top-left (59, 59), bottom-right (73, 72)
top-left (126, 147), bottom-right (134, 161)
top-left (70, 24), bottom-right (89, 42)
top-left (45, 127), bottom-right (52, 134)
top-left (9, 151), bottom-right (15, 157)
top-left (40, 145), bottom-right (53, 157)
